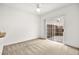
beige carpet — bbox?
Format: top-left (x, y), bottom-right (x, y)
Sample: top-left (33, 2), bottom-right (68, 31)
top-left (2, 39), bottom-right (79, 55)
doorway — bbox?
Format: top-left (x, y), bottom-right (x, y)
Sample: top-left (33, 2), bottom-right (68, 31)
top-left (46, 16), bottom-right (64, 43)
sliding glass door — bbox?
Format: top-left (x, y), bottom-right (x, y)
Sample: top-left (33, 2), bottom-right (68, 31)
top-left (46, 16), bottom-right (64, 43)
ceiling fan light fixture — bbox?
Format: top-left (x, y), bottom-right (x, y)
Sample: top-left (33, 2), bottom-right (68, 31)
top-left (36, 8), bottom-right (40, 12)
top-left (36, 4), bottom-right (40, 13)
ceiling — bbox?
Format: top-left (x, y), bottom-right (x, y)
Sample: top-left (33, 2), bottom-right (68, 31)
top-left (1, 3), bottom-right (73, 15)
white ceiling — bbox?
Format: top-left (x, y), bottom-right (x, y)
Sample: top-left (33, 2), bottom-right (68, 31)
top-left (1, 3), bottom-right (73, 15)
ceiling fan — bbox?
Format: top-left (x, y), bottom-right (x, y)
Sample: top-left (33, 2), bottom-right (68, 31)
top-left (36, 4), bottom-right (40, 13)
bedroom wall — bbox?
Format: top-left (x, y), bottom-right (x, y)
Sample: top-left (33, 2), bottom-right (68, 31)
top-left (0, 4), bottom-right (41, 45)
top-left (40, 4), bottom-right (79, 48)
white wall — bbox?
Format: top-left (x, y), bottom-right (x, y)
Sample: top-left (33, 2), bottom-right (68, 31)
top-left (0, 4), bottom-right (41, 45)
top-left (46, 17), bottom-right (64, 26)
top-left (41, 4), bottom-right (79, 48)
